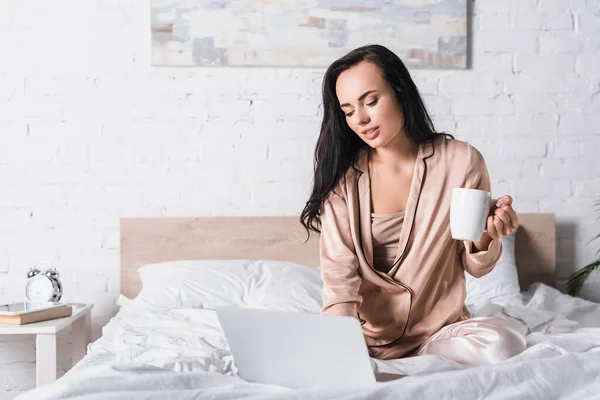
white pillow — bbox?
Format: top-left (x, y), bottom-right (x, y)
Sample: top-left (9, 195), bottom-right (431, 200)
top-left (465, 228), bottom-right (523, 308)
top-left (133, 259), bottom-right (323, 313)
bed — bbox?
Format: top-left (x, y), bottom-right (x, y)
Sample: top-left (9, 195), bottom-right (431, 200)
top-left (16, 214), bottom-right (600, 400)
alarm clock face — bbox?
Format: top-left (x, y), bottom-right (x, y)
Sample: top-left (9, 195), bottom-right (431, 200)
top-left (25, 275), bottom-right (56, 302)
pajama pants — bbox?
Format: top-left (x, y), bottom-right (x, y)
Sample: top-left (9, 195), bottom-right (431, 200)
top-left (415, 316), bottom-right (527, 367)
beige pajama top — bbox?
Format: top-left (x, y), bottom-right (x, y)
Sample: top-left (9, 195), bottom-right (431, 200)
top-left (319, 137), bottom-right (502, 359)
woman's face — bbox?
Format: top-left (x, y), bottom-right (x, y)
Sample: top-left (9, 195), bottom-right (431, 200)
top-left (335, 61), bottom-right (406, 149)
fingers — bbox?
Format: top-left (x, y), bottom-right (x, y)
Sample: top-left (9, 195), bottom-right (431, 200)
top-left (493, 215), bottom-right (505, 236)
top-left (487, 215), bottom-right (498, 238)
top-left (496, 195), bottom-right (513, 208)
top-left (494, 207), bottom-right (512, 234)
top-left (492, 194), bottom-right (520, 234)
top-left (488, 194), bottom-right (520, 239)
top-left (502, 205), bottom-right (519, 229)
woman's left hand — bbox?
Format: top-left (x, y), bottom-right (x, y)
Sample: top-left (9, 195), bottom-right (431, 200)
top-left (486, 195), bottom-right (519, 239)
top-left (473, 195), bottom-right (519, 252)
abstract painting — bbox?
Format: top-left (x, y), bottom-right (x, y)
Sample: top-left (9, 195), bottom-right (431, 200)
top-left (151, 0), bottom-right (467, 69)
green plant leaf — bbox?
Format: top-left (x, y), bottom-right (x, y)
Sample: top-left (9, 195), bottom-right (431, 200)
top-left (591, 233), bottom-right (600, 258)
top-left (566, 198), bottom-right (600, 297)
top-left (566, 260), bottom-right (600, 297)
top-left (593, 200), bottom-right (600, 215)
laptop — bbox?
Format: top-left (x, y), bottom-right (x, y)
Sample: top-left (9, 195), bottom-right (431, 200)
top-left (216, 307), bottom-right (405, 388)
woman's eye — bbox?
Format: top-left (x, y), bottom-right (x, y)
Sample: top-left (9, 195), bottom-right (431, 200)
top-left (344, 111), bottom-right (354, 117)
top-left (367, 99), bottom-right (378, 107)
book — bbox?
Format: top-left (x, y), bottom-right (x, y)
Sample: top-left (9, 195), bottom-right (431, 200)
top-left (0, 303), bottom-right (73, 325)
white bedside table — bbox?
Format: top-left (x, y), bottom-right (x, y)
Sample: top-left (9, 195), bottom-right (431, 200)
top-left (0, 303), bottom-right (93, 387)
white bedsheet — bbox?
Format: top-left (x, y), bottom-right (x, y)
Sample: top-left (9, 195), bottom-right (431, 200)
top-left (16, 283), bottom-right (600, 400)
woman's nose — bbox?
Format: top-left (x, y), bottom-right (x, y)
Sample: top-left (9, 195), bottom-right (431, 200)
top-left (356, 110), bottom-right (370, 125)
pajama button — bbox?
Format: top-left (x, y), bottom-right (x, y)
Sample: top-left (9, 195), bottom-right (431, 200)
top-left (374, 286), bottom-right (381, 292)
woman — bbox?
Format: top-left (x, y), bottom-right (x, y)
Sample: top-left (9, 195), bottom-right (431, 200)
top-left (300, 44), bottom-right (526, 366)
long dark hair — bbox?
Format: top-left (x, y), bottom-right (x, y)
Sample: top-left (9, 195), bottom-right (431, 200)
top-left (300, 44), bottom-right (454, 235)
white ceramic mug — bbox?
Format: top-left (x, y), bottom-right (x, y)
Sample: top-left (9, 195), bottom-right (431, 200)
top-left (450, 188), bottom-right (491, 242)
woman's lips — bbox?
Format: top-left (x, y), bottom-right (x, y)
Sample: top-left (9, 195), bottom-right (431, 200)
top-left (363, 127), bottom-right (380, 140)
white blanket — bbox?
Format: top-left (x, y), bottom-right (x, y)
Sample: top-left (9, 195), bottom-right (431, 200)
top-left (16, 283), bottom-right (600, 400)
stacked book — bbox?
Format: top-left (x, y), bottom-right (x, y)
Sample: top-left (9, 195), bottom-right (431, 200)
top-left (0, 302), bottom-right (73, 325)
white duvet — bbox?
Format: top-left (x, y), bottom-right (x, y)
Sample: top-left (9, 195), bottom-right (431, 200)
top-left (16, 283), bottom-right (600, 400)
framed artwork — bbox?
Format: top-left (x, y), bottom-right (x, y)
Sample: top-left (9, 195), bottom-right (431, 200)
top-left (151, 0), bottom-right (467, 69)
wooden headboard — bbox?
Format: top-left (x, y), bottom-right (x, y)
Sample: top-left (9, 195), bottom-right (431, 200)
top-left (514, 213), bottom-right (556, 290)
top-left (120, 214), bottom-right (556, 299)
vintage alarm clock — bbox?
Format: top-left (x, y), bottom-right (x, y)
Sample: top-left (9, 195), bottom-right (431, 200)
top-left (25, 262), bottom-right (63, 302)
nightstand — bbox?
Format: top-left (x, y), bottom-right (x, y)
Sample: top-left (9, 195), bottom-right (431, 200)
top-left (0, 303), bottom-right (93, 387)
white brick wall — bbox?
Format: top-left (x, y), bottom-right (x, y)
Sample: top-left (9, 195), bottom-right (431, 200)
top-left (1, 0), bottom-right (599, 396)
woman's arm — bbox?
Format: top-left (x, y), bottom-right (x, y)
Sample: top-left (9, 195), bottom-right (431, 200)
top-left (458, 145), bottom-right (503, 278)
top-left (319, 189), bottom-right (363, 318)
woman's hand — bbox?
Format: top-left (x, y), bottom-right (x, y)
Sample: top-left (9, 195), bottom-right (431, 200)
top-left (473, 195), bottom-right (519, 252)
top-left (487, 195), bottom-right (519, 239)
